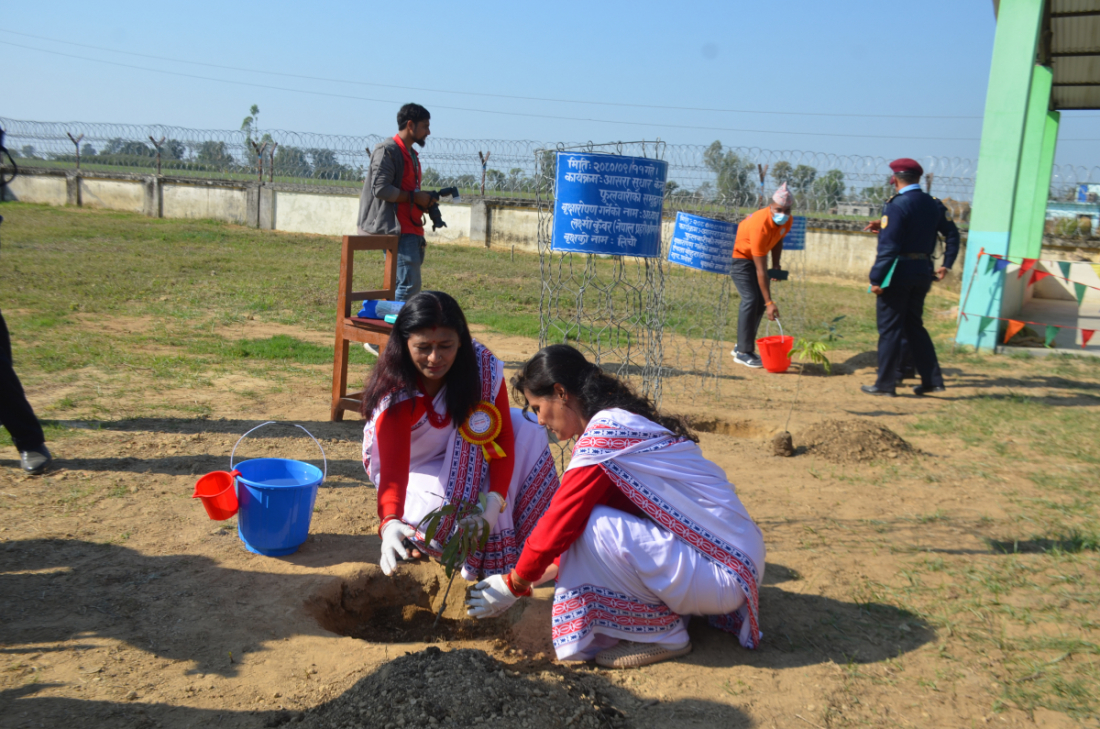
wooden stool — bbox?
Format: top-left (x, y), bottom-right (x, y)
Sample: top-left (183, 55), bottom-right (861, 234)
top-left (331, 234), bottom-right (400, 421)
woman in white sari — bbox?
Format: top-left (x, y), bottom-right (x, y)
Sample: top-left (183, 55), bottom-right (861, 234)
top-left (467, 344), bottom-right (765, 668)
top-left (361, 291), bottom-right (559, 581)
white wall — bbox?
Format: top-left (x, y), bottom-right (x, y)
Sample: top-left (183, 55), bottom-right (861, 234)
top-left (274, 190), bottom-right (358, 236)
top-left (162, 183), bottom-right (248, 224)
top-left (82, 178), bottom-right (144, 213)
top-left (5, 174), bottom-right (67, 206)
top-left (6, 170), bottom-right (984, 283)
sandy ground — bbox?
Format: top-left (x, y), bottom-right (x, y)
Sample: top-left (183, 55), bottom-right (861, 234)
top-left (0, 319), bottom-right (1086, 728)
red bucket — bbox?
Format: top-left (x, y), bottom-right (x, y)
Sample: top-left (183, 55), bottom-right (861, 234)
top-left (756, 319), bottom-right (793, 373)
top-left (757, 335), bottom-right (794, 373)
top-left (192, 470), bottom-right (240, 520)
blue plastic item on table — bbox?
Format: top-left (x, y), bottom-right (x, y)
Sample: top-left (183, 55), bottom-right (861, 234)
top-left (356, 300), bottom-right (405, 319)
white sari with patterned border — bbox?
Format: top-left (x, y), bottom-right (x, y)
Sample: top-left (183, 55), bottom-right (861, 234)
top-left (363, 340), bottom-right (560, 580)
top-left (551, 408), bottom-right (765, 660)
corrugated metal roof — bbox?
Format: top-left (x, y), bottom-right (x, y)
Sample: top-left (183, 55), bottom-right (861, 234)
top-left (1050, 0), bottom-right (1100, 110)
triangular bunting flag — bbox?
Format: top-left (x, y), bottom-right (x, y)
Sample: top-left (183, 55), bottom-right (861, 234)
top-left (1028, 270), bottom-right (1052, 286)
top-left (1017, 258), bottom-right (1038, 279)
top-left (994, 258), bottom-right (1010, 272)
top-left (978, 316), bottom-right (995, 333)
top-left (1075, 282), bottom-right (1087, 305)
top-left (985, 255), bottom-right (999, 274)
top-left (1083, 329), bottom-right (1096, 349)
top-left (1058, 261), bottom-right (1071, 280)
top-left (1045, 325), bottom-right (1060, 348)
top-left (1004, 319), bottom-right (1026, 344)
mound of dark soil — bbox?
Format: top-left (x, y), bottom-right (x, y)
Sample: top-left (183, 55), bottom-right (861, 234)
top-left (300, 647), bottom-right (630, 729)
top-left (798, 419), bottom-right (915, 464)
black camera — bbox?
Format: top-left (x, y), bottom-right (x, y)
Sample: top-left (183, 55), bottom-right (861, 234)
top-left (418, 187), bottom-right (461, 231)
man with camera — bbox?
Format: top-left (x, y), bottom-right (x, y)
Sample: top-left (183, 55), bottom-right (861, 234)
top-left (357, 104), bottom-right (437, 284)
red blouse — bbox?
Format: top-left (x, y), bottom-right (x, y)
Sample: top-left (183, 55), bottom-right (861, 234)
top-left (513, 463), bottom-right (644, 583)
top-left (374, 385), bottom-right (515, 521)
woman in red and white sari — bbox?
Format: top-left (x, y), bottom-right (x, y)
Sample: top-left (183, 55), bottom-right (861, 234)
top-left (467, 344), bottom-right (765, 669)
top-left (361, 291), bottom-right (559, 581)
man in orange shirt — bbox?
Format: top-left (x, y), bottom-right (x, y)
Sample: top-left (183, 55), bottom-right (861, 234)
top-left (729, 183), bottom-right (793, 368)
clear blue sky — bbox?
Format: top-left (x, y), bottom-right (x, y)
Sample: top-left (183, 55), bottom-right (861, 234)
top-left (3, 0), bottom-right (1098, 171)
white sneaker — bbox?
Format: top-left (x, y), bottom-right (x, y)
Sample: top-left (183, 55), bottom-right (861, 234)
top-left (731, 349), bottom-right (762, 368)
top-left (363, 343), bottom-right (379, 356)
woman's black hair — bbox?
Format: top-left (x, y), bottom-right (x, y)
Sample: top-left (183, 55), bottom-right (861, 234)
top-left (510, 344), bottom-right (697, 443)
top-left (360, 291), bottom-right (480, 425)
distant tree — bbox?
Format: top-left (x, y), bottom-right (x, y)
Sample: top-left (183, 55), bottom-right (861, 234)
top-left (422, 166), bottom-right (443, 188)
top-left (664, 180), bottom-right (680, 195)
top-left (20, 145), bottom-right (37, 159)
top-left (790, 165), bottom-right (817, 196)
top-left (241, 104), bottom-right (260, 146)
top-left (452, 174), bottom-right (478, 190)
top-left (103, 138), bottom-right (154, 157)
top-left (703, 141), bottom-right (754, 203)
top-left (162, 139), bottom-right (186, 161)
top-left (859, 183), bottom-right (894, 205)
top-left (274, 145), bottom-right (311, 177)
top-left (771, 161), bottom-right (817, 197)
top-left (196, 140), bottom-right (236, 169)
top-left (308, 148), bottom-right (351, 180)
top-left (81, 143), bottom-right (97, 157)
top-left (771, 161), bottom-right (792, 185)
top-left (537, 149), bottom-right (557, 195)
top-left (812, 169), bottom-right (846, 210)
top-left (485, 168), bottom-right (506, 191)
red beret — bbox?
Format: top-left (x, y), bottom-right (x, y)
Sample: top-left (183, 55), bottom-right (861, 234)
top-left (889, 158), bottom-right (924, 176)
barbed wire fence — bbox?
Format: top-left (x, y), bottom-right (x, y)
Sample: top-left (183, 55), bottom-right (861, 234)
top-left (4, 116), bottom-right (1100, 219)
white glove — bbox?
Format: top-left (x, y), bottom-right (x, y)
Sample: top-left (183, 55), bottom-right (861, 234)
top-left (457, 491), bottom-right (505, 533)
top-left (466, 573), bottom-right (521, 619)
top-left (379, 520), bottom-right (416, 576)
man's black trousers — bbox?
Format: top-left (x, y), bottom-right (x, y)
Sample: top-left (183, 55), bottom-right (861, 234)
top-left (0, 310), bottom-right (45, 452)
top-left (730, 258), bottom-right (766, 356)
top-left (874, 279), bottom-right (944, 392)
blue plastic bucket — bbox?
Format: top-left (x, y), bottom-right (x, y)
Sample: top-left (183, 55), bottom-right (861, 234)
top-left (230, 422), bottom-right (327, 557)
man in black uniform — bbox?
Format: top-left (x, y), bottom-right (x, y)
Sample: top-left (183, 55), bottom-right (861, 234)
top-left (0, 217), bottom-right (52, 474)
top-left (861, 159), bottom-right (960, 397)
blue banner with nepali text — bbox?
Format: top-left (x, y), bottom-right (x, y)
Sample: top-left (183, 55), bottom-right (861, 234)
top-left (667, 212), bottom-right (735, 275)
top-left (552, 152), bottom-right (668, 258)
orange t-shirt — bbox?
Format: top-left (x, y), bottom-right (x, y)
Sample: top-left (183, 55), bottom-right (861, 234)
top-left (732, 207), bottom-right (791, 260)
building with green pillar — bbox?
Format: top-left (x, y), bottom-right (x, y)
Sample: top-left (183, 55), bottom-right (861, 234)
top-left (956, 0), bottom-right (1100, 350)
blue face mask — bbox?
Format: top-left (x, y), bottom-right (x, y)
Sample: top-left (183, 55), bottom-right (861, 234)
top-left (772, 212), bottom-right (790, 225)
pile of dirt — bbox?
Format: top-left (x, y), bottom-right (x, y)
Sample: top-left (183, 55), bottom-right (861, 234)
top-left (299, 647), bottom-right (630, 729)
top-left (798, 419), bottom-right (915, 464)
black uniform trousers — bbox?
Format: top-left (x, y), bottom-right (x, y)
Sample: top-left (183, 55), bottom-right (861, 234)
top-left (874, 279), bottom-right (944, 393)
top-left (0, 310), bottom-right (45, 452)
top-left (730, 258), bottom-right (767, 356)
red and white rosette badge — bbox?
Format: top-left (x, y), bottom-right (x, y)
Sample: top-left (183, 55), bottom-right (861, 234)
top-left (460, 401), bottom-right (506, 461)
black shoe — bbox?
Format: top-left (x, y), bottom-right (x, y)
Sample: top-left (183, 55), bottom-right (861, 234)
top-left (912, 384), bottom-right (946, 396)
top-left (20, 445), bottom-right (52, 475)
top-left (860, 385), bottom-right (896, 397)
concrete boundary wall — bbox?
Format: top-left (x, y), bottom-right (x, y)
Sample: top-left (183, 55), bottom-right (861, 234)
top-left (0, 167), bottom-right (998, 282)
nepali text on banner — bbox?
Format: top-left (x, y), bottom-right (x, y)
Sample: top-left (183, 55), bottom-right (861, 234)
top-left (667, 211), bottom-right (735, 275)
top-left (552, 152), bottom-right (669, 258)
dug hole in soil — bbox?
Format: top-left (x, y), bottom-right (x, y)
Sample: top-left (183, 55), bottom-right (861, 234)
top-left (307, 561), bottom-right (520, 645)
top-left (796, 419), bottom-right (916, 464)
